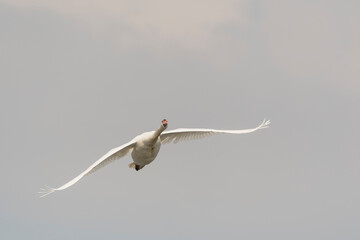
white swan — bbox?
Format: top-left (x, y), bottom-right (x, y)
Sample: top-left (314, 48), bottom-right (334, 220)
top-left (39, 119), bottom-right (270, 197)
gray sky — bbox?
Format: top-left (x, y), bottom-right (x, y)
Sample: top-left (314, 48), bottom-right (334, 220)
top-left (1, 1), bottom-right (359, 239)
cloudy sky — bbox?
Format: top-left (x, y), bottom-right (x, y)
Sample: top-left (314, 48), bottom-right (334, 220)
top-left (1, 1), bottom-right (359, 239)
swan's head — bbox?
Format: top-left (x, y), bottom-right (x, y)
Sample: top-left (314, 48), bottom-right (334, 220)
top-left (161, 119), bottom-right (168, 128)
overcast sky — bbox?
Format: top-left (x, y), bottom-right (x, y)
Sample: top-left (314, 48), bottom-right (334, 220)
top-left (1, 1), bottom-right (359, 239)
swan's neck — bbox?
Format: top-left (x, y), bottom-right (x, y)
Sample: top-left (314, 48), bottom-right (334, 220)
top-left (150, 125), bottom-right (166, 143)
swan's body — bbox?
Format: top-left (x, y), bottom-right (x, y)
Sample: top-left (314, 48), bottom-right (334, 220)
top-left (39, 119), bottom-right (270, 197)
top-left (130, 131), bottom-right (162, 170)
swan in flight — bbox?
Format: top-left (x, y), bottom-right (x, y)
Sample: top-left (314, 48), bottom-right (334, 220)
top-left (39, 118), bottom-right (270, 197)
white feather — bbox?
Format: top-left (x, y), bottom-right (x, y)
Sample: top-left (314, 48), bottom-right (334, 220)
top-left (160, 119), bottom-right (270, 144)
top-left (39, 140), bottom-right (135, 198)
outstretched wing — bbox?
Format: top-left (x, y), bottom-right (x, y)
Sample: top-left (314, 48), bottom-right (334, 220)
top-left (39, 140), bottom-right (136, 198)
top-left (160, 119), bottom-right (270, 144)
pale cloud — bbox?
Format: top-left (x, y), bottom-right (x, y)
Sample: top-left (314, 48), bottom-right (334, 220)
top-left (263, 1), bottom-right (360, 90)
top-left (2, 0), bottom-right (359, 90)
top-left (1, 0), bottom-right (250, 56)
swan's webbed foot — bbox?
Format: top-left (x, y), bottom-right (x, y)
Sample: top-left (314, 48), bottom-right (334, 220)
top-left (129, 162), bottom-right (143, 171)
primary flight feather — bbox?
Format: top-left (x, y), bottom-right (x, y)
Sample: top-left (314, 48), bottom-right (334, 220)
top-left (39, 118), bottom-right (270, 197)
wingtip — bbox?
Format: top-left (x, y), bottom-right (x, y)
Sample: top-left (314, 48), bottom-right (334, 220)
top-left (259, 118), bottom-right (271, 129)
top-left (265, 119), bottom-right (271, 126)
top-left (38, 185), bottom-right (56, 198)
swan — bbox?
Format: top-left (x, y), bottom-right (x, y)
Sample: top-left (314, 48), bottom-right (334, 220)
top-left (39, 118), bottom-right (270, 197)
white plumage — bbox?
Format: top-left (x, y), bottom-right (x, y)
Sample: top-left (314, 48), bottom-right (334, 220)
top-left (39, 119), bottom-right (270, 197)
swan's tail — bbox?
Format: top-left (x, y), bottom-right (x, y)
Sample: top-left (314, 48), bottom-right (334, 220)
top-left (128, 162), bottom-right (136, 169)
top-left (38, 185), bottom-right (57, 198)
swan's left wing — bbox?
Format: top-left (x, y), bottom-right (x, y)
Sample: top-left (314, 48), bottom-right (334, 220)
top-left (160, 119), bottom-right (270, 144)
top-left (39, 140), bottom-right (136, 198)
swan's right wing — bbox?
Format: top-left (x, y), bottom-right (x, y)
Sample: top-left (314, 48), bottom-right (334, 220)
top-left (160, 119), bottom-right (270, 144)
top-left (39, 140), bottom-right (136, 198)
